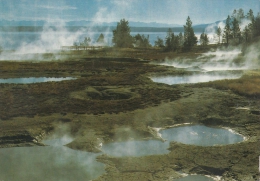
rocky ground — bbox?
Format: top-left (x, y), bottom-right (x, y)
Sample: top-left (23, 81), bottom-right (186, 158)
top-left (0, 49), bottom-right (259, 180)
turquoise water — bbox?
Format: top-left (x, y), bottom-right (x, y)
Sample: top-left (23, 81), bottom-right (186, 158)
top-left (0, 77), bottom-right (75, 84)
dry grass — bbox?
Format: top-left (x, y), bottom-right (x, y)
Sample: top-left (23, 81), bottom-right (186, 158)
top-left (201, 70), bottom-right (260, 98)
top-left (227, 78), bottom-right (260, 96)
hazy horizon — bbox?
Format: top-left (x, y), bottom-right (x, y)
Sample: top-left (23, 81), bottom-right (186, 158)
top-left (0, 0), bottom-right (259, 25)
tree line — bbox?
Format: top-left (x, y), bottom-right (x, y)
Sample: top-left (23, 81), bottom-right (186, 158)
top-left (74, 8), bottom-right (259, 51)
top-left (221, 9), bottom-right (260, 46)
top-left (112, 17), bottom-right (198, 51)
top-left (73, 33), bottom-right (106, 46)
top-left (112, 8), bottom-right (259, 51)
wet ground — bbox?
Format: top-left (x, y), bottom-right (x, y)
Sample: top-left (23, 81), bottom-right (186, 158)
top-left (0, 50), bottom-right (259, 181)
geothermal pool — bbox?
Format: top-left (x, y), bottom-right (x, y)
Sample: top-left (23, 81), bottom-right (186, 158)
top-left (150, 72), bottom-right (241, 85)
top-left (0, 125), bottom-right (243, 181)
top-left (0, 138), bottom-right (105, 181)
top-left (161, 125), bottom-right (243, 146)
top-left (0, 126), bottom-right (243, 180)
top-left (0, 77), bottom-right (75, 84)
top-left (174, 175), bottom-right (215, 181)
top-left (101, 125), bottom-right (244, 157)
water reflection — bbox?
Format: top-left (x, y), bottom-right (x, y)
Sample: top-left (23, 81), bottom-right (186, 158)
top-left (0, 77), bottom-right (75, 84)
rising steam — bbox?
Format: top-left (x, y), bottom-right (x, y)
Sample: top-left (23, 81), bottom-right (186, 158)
top-left (0, 20), bottom-right (111, 61)
top-left (158, 41), bottom-right (260, 73)
top-left (0, 124), bottom-right (105, 181)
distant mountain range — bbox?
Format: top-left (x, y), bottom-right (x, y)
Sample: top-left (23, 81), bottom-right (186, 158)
top-left (0, 20), bottom-right (221, 33)
top-left (0, 20), bottom-right (182, 27)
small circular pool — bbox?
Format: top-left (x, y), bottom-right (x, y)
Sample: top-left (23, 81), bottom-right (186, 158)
top-left (160, 125), bottom-right (244, 146)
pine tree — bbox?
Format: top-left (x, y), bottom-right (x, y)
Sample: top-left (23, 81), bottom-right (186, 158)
top-left (216, 26), bottom-right (222, 44)
top-left (237, 8), bottom-right (245, 23)
top-left (173, 35), bottom-right (180, 51)
top-left (242, 25), bottom-right (250, 43)
top-left (178, 32), bottom-right (184, 47)
top-left (232, 18), bottom-right (241, 44)
top-left (231, 9), bottom-right (244, 23)
top-left (200, 33), bottom-right (209, 46)
top-left (165, 28), bottom-right (175, 51)
top-left (96, 33), bottom-right (105, 45)
top-left (154, 37), bottom-right (164, 48)
top-left (183, 16), bottom-right (197, 51)
top-left (246, 9), bottom-right (257, 40)
top-left (83, 37), bottom-right (91, 46)
top-left (254, 13), bottom-right (260, 37)
top-left (112, 19), bottom-right (133, 48)
top-left (134, 34), bottom-right (151, 48)
top-left (223, 15), bottom-right (231, 45)
top-left (247, 9), bottom-right (254, 21)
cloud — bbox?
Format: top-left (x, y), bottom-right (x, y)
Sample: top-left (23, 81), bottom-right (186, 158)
top-left (92, 7), bottom-right (110, 23)
top-left (112, 0), bottom-right (134, 7)
top-left (1, 0), bottom-right (259, 25)
top-left (37, 5), bottom-right (77, 10)
top-left (90, 0), bottom-right (139, 23)
top-left (0, 0), bottom-right (77, 21)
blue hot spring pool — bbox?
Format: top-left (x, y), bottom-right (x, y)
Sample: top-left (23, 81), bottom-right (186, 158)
top-left (101, 125), bottom-right (244, 157)
top-left (0, 125), bottom-right (243, 180)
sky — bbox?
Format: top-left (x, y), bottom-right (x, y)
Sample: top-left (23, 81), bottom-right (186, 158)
top-left (0, 0), bottom-right (259, 25)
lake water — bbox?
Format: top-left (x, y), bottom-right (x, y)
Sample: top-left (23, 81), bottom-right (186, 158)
top-left (0, 31), bottom-right (168, 50)
top-left (101, 125), bottom-right (243, 157)
top-left (0, 31), bottom-right (207, 50)
top-left (0, 77), bottom-right (75, 84)
top-left (150, 72), bottom-right (241, 85)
